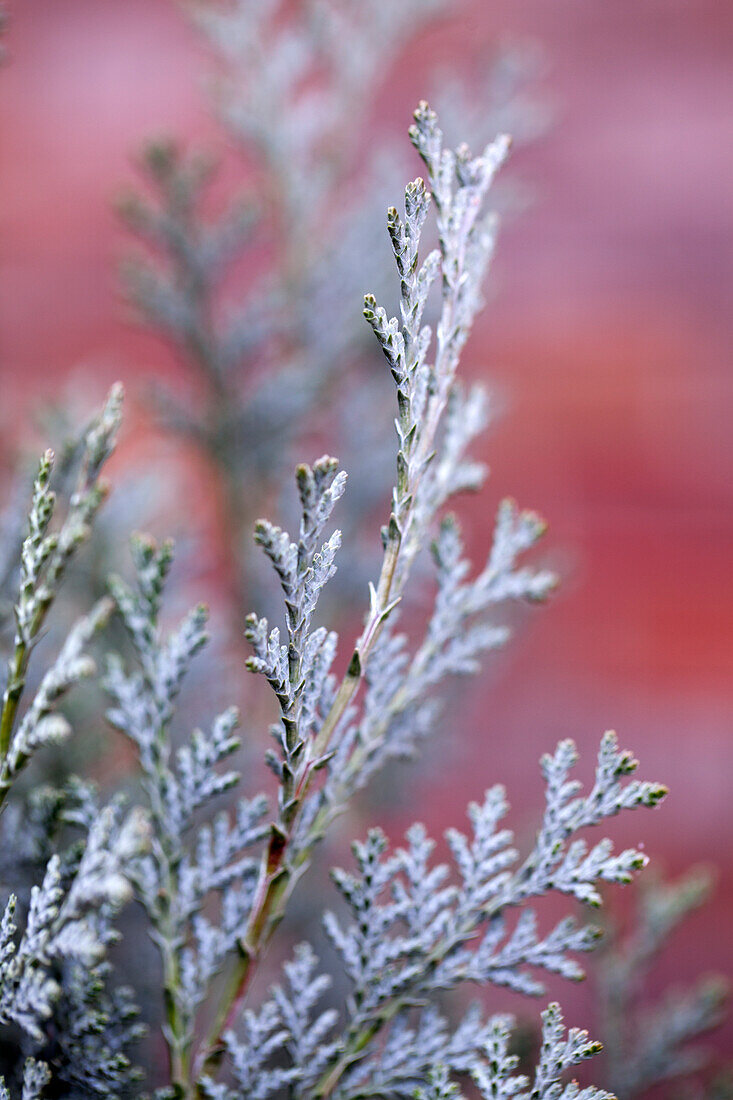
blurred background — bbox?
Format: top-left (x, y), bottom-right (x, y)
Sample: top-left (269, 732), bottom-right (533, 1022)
top-left (1, 0), bottom-right (732, 1078)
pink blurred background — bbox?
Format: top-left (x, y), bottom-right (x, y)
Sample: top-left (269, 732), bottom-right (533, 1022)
top-left (1, 0), bottom-right (732, 1059)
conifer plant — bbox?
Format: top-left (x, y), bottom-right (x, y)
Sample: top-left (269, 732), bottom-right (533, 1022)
top-left (0, 105), bottom-right (670, 1099)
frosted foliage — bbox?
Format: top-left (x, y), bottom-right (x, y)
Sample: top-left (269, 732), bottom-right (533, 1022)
top-left (196, 732), bottom-right (662, 1100)
top-left (184, 106), bottom-right (666, 1097)
top-left (0, 99), bottom-right (684, 1100)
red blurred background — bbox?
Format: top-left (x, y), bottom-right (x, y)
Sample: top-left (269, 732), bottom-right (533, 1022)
top-left (1, 0), bottom-right (732, 1059)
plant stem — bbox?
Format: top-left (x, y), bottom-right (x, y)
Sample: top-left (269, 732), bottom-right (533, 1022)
top-left (0, 639), bottom-right (27, 761)
top-left (0, 593), bottom-right (56, 810)
top-left (162, 933), bottom-right (192, 1098)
